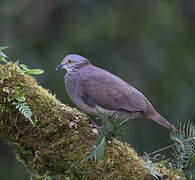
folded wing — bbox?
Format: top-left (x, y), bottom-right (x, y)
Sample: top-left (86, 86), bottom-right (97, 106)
top-left (80, 67), bottom-right (147, 113)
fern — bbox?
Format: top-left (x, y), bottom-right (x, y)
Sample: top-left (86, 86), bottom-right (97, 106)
top-left (0, 47), bottom-right (42, 126)
top-left (170, 120), bottom-right (195, 179)
top-left (81, 110), bottom-right (128, 163)
top-left (43, 175), bottom-right (65, 180)
top-left (143, 152), bottom-right (161, 179)
top-left (97, 110), bottom-right (127, 139)
top-left (81, 136), bottom-right (106, 163)
top-left (0, 46), bottom-right (9, 63)
top-left (0, 46), bottom-right (44, 76)
top-left (4, 87), bottom-right (36, 126)
top-left (12, 101), bottom-right (35, 126)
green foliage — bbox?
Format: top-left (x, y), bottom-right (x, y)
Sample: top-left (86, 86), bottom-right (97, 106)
top-left (2, 74), bottom-right (36, 126)
top-left (9, 87), bottom-right (35, 126)
top-left (0, 46), bottom-right (9, 51)
top-left (20, 64), bottom-right (44, 75)
top-left (81, 136), bottom-right (106, 164)
top-left (6, 87), bottom-right (26, 102)
top-left (0, 47), bottom-right (43, 126)
top-left (144, 120), bottom-right (195, 179)
top-left (0, 45), bottom-right (9, 63)
top-left (171, 120), bottom-right (195, 179)
top-left (81, 110), bottom-right (128, 163)
top-left (12, 102), bottom-right (35, 126)
top-left (155, 158), bottom-right (170, 169)
top-left (143, 152), bottom-right (161, 179)
top-left (43, 176), bottom-right (64, 180)
top-left (96, 110), bottom-right (127, 139)
top-left (0, 46), bottom-right (44, 76)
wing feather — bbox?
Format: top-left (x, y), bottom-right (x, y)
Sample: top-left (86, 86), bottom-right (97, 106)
top-left (80, 66), bottom-right (147, 112)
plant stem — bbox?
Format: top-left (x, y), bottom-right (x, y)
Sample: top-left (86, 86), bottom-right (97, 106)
top-left (149, 143), bottom-right (177, 156)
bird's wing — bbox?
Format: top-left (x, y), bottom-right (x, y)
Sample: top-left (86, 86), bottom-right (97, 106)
top-left (80, 67), bottom-right (147, 112)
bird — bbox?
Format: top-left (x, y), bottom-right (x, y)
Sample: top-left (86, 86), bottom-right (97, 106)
top-left (56, 54), bottom-right (175, 130)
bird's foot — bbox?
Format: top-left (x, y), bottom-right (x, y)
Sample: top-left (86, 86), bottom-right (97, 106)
top-left (87, 118), bottom-right (101, 134)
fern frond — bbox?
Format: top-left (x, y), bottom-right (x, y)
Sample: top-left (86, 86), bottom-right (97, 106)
top-left (143, 152), bottom-right (161, 179)
top-left (12, 101), bottom-right (35, 126)
top-left (97, 110), bottom-right (128, 139)
top-left (81, 136), bottom-right (106, 163)
top-left (0, 46), bottom-right (9, 63)
top-left (82, 110), bottom-right (128, 164)
top-left (170, 120), bottom-right (195, 178)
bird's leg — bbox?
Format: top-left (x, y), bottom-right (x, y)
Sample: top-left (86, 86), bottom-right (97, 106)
top-left (87, 117), bottom-right (102, 134)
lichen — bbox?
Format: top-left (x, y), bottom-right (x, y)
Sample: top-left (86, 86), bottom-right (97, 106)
top-left (0, 62), bottom-right (184, 180)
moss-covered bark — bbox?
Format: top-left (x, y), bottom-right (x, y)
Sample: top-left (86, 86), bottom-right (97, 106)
top-left (0, 62), bottom-right (183, 180)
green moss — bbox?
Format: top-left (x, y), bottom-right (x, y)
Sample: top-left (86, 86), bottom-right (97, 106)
top-left (0, 62), bottom-right (184, 180)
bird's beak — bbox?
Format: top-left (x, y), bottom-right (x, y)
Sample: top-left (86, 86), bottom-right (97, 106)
top-left (56, 63), bottom-right (65, 71)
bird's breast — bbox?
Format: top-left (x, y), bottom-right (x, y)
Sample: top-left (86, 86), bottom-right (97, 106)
top-left (64, 71), bottom-right (99, 116)
top-left (65, 73), bottom-right (80, 100)
top-left (65, 73), bottom-right (87, 107)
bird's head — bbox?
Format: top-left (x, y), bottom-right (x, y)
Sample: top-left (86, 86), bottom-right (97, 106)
top-left (56, 54), bottom-right (90, 71)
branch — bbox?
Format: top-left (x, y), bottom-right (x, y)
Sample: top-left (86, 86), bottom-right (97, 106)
top-left (0, 62), bottom-right (182, 180)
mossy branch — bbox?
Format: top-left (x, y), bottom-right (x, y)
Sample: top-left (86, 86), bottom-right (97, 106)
top-left (0, 62), bottom-right (183, 180)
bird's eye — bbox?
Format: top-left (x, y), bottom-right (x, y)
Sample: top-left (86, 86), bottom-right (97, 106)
top-left (68, 59), bottom-right (72, 63)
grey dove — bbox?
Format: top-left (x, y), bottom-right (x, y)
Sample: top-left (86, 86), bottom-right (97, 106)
top-left (56, 54), bottom-right (175, 130)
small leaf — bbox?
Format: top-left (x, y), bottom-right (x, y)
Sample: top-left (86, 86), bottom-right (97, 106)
top-left (143, 152), bottom-right (161, 179)
top-left (26, 69), bottom-right (44, 75)
top-left (82, 110), bottom-right (128, 164)
top-left (81, 136), bottom-right (106, 163)
top-left (0, 46), bottom-right (9, 51)
top-left (171, 120), bottom-right (195, 178)
top-left (15, 94), bottom-right (26, 102)
top-left (188, 154), bottom-right (195, 168)
top-left (0, 51), bottom-right (8, 63)
top-left (12, 101), bottom-right (35, 126)
top-left (20, 64), bottom-right (28, 71)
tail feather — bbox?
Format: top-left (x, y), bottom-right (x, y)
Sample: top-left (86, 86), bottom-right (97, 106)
top-left (148, 113), bottom-right (176, 131)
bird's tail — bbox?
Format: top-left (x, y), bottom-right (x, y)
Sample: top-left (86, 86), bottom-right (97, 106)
top-left (147, 112), bottom-right (176, 131)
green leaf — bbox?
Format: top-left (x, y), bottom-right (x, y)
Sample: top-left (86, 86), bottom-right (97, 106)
top-left (188, 154), bottom-right (195, 168)
top-left (20, 64), bottom-right (44, 75)
top-left (20, 64), bottom-right (28, 71)
top-left (0, 51), bottom-right (8, 63)
top-left (12, 101), bottom-right (35, 126)
top-left (82, 110), bottom-right (128, 164)
top-left (0, 45), bottom-right (9, 51)
top-left (15, 96), bottom-right (26, 102)
top-left (81, 136), bottom-right (106, 164)
top-left (170, 120), bottom-right (195, 178)
top-left (96, 110), bottom-right (128, 139)
top-left (143, 152), bottom-right (161, 179)
top-left (26, 69), bottom-right (44, 75)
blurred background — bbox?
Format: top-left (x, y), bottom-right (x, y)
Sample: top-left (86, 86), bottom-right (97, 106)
top-left (0, 0), bottom-right (195, 179)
